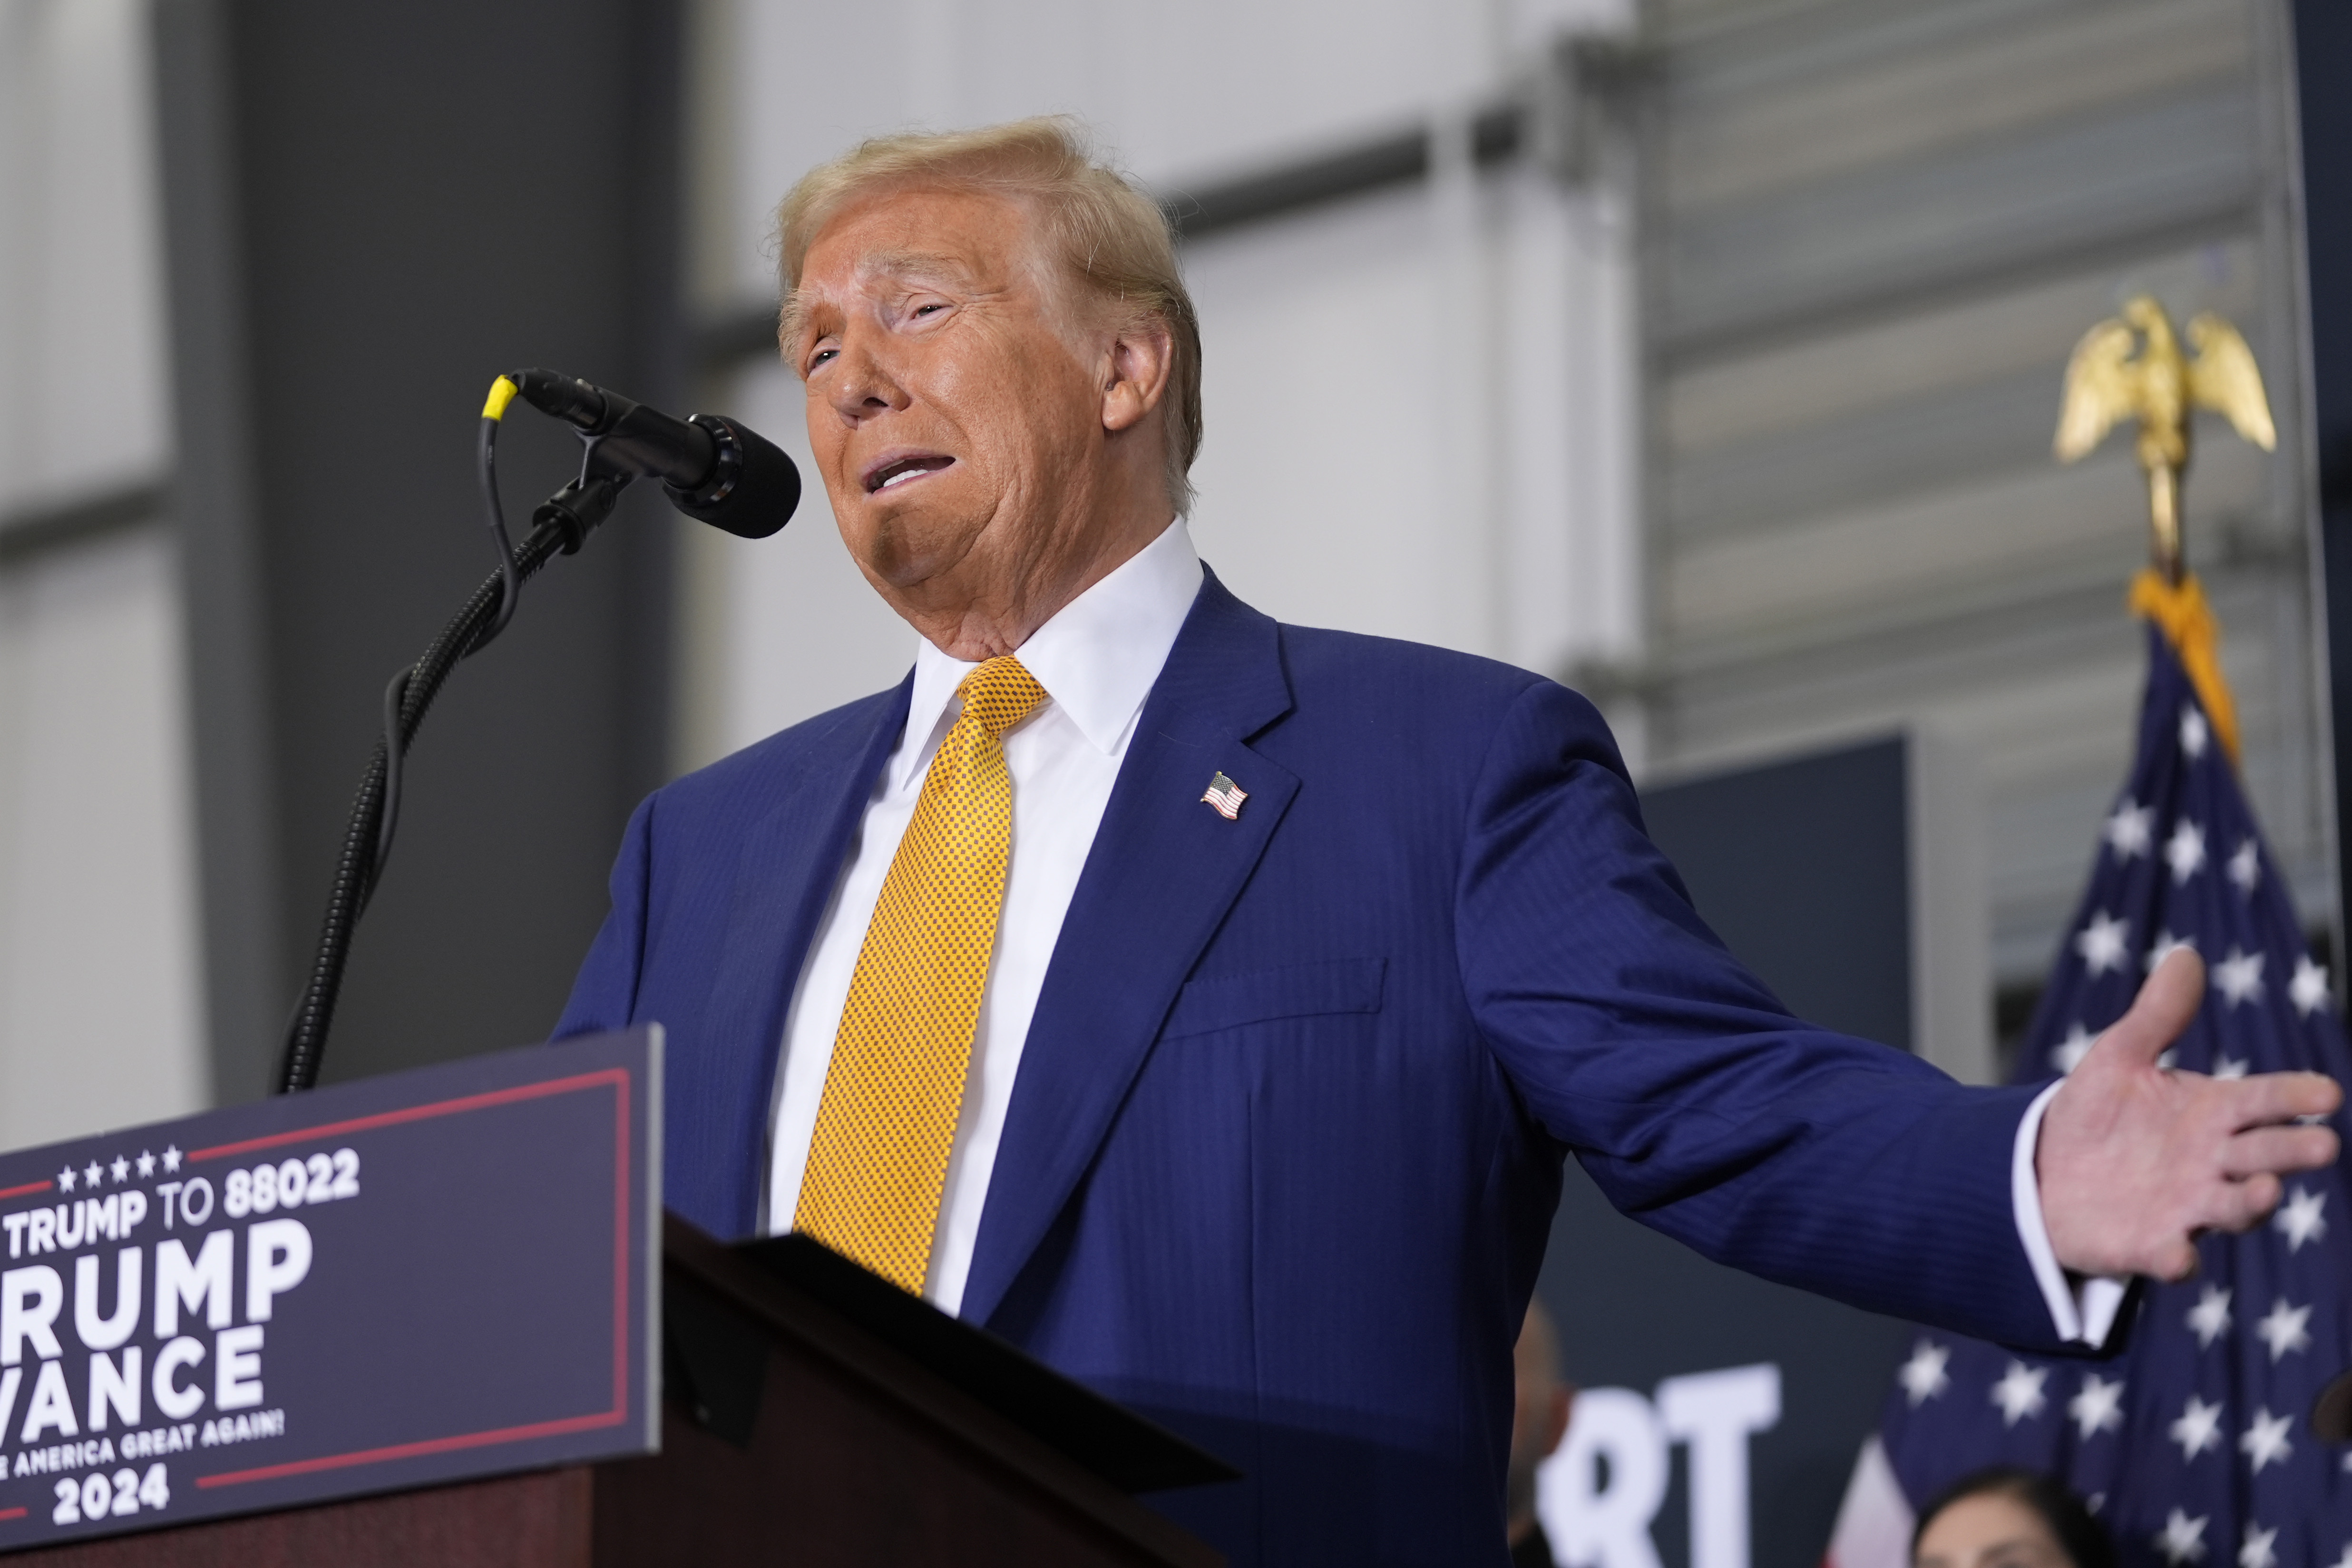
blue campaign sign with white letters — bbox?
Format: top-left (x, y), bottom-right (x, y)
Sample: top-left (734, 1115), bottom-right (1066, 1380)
top-left (0, 1028), bottom-right (659, 1552)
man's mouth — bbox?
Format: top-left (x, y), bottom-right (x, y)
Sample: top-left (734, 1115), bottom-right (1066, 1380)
top-left (863, 454), bottom-right (955, 494)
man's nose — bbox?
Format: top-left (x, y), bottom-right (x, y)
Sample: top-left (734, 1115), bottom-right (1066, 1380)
top-left (822, 339), bottom-right (908, 424)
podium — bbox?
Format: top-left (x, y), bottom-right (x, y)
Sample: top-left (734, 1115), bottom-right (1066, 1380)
top-left (5, 1218), bottom-right (1223, 1568)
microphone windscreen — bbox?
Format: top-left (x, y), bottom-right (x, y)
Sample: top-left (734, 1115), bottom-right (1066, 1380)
top-left (669, 415), bottom-right (800, 540)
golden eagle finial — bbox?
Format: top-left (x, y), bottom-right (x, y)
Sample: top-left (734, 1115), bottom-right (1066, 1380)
top-left (2055, 294), bottom-right (2275, 583)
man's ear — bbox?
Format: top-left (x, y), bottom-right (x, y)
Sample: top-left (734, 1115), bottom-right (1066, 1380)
top-left (1102, 316), bottom-right (1174, 434)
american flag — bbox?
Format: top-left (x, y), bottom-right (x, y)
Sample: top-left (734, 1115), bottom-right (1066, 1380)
top-left (1826, 617), bottom-right (2352, 1568)
top-left (1201, 770), bottom-right (1248, 821)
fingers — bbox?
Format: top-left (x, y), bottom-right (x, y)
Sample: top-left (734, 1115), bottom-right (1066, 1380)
top-left (2148, 1237), bottom-right (2199, 1284)
top-left (2216, 1123), bottom-right (2341, 1179)
top-left (2094, 946), bottom-right (2206, 1069)
top-left (2216, 1069), bottom-right (2344, 1129)
top-left (2198, 1172), bottom-right (2282, 1235)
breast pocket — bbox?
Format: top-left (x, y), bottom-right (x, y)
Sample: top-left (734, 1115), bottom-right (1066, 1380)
top-left (1160, 957), bottom-right (1387, 1039)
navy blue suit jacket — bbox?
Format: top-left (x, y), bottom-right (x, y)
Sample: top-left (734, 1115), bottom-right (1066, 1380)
top-left (555, 570), bottom-right (2063, 1564)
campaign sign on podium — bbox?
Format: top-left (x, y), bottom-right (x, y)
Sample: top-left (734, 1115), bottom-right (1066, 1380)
top-left (0, 1028), bottom-right (659, 1552)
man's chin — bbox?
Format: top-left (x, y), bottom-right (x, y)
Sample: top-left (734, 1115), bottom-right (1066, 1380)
top-left (847, 508), bottom-right (992, 598)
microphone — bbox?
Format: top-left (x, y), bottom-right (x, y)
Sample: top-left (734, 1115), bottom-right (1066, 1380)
top-left (507, 368), bottom-right (800, 540)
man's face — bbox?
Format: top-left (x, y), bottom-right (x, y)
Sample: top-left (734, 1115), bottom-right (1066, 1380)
top-left (789, 185), bottom-right (1127, 648)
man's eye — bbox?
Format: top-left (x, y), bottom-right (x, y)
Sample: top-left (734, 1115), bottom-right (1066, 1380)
top-left (912, 302), bottom-right (946, 318)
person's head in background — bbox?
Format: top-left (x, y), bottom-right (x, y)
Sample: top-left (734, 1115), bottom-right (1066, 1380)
top-left (1508, 1298), bottom-right (1575, 1550)
top-left (1913, 1468), bottom-right (2115, 1568)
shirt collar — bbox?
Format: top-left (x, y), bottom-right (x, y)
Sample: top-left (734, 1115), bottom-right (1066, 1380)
top-left (889, 517), bottom-right (1204, 793)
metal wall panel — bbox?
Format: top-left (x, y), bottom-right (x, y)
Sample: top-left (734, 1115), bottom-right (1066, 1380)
top-left (1635, 0), bottom-right (2323, 1000)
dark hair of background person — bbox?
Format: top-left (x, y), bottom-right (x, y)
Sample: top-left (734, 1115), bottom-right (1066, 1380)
top-left (1911, 1467), bottom-right (2116, 1568)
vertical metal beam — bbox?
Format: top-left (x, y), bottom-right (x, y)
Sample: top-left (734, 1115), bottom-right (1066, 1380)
top-left (152, 0), bottom-right (286, 1105)
top-left (152, 0), bottom-right (686, 1095)
top-left (2295, 0), bottom-right (2352, 945)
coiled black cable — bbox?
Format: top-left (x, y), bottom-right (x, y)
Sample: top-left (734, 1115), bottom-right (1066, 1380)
top-left (273, 514), bottom-right (568, 1095)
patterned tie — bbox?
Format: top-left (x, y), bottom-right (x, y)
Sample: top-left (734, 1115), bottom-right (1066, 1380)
top-left (793, 656), bottom-right (1049, 1291)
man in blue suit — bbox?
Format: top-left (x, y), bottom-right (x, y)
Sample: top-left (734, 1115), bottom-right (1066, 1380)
top-left (555, 118), bottom-right (2339, 1564)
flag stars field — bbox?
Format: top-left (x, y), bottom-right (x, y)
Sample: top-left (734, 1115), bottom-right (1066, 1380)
top-left (2166, 818), bottom-right (2207, 884)
top-left (1897, 1341), bottom-right (1949, 1406)
top-left (2107, 797), bottom-right (2155, 858)
top-left (2171, 1394), bottom-right (2225, 1459)
top-left (2160, 1509), bottom-right (2211, 1566)
top-left (2293, 954), bottom-right (2332, 1016)
top-left (2240, 1408), bottom-right (2293, 1473)
top-left (1990, 1361), bottom-right (2049, 1426)
top-left (2273, 1187), bottom-right (2326, 1251)
top-left (1839, 632), bottom-right (2351, 1567)
top-left (2212, 948), bottom-right (2265, 1007)
top-left (2077, 910), bottom-right (2130, 974)
top-left (2068, 1373), bottom-right (2125, 1439)
top-left (2181, 705), bottom-right (2210, 758)
top-left (2187, 1285), bottom-right (2232, 1347)
top-left (2254, 1298), bottom-right (2311, 1362)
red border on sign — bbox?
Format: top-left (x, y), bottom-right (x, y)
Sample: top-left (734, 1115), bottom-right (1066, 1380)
top-left (0, 1509), bottom-right (23, 1522)
top-left (0, 1181), bottom-right (52, 1202)
top-left (192, 1065), bottom-right (635, 1490)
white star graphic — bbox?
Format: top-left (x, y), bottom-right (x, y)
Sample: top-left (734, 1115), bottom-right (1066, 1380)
top-left (2274, 1187), bottom-right (2327, 1252)
top-left (2166, 818), bottom-right (2208, 884)
top-left (55, 1166), bottom-right (75, 1193)
top-left (2182, 706), bottom-right (2211, 758)
top-left (2068, 1373), bottom-right (2125, 1440)
top-left (2213, 948), bottom-right (2265, 1007)
top-left (2240, 1524), bottom-right (2278, 1568)
top-left (1897, 1340), bottom-right (1950, 1406)
top-left (2254, 1297), bottom-right (2311, 1363)
top-left (2147, 931), bottom-right (2198, 972)
top-left (2170, 1393), bottom-right (2225, 1459)
top-left (2106, 798), bottom-right (2155, 860)
top-left (2228, 838), bottom-right (2260, 892)
top-left (2078, 911), bottom-right (2131, 976)
top-left (134, 1150), bottom-right (154, 1178)
top-left (2294, 955), bottom-right (2332, 1017)
top-left (2053, 1023), bottom-right (2097, 1074)
top-left (161, 1145), bottom-right (181, 1173)
top-left (2330, 1542), bottom-right (2352, 1568)
top-left (2241, 1407), bottom-right (2293, 1473)
top-left (2212, 1055), bottom-right (2249, 1079)
top-left (1990, 1360), bottom-right (2049, 1426)
top-left (107, 1156), bottom-right (127, 1184)
top-left (2187, 1285), bottom-right (2232, 1348)
top-left (2159, 1509), bottom-right (2211, 1566)
top-left (82, 1161), bottom-right (100, 1188)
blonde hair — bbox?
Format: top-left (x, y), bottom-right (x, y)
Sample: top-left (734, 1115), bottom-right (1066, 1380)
top-left (774, 117), bottom-right (1203, 514)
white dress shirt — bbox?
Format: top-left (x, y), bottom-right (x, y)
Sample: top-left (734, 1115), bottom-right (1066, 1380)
top-left (765, 515), bottom-right (2113, 1343)
top-left (766, 517), bottom-right (1204, 1314)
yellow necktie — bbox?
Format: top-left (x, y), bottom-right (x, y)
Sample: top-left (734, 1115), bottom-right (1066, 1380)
top-left (793, 656), bottom-right (1049, 1292)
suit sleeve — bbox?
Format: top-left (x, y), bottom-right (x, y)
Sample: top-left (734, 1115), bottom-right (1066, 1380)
top-left (550, 792), bottom-right (656, 1040)
top-left (1457, 680), bottom-right (2067, 1351)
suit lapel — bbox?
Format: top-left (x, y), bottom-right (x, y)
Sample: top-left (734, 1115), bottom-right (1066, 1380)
top-left (961, 572), bottom-right (1295, 1325)
top-left (698, 674), bottom-right (912, 1237)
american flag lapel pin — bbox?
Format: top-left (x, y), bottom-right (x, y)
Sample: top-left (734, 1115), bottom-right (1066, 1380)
top-left (1200, 770), bottom-right (1248, 821)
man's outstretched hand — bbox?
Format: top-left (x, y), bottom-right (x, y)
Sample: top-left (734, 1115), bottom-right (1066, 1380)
top-left (2039, 947), bottom-right (2342, 1282)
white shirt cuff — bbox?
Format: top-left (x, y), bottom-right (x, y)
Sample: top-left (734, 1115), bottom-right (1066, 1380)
top-left (2012, 1080), bottom-right (2129, 1348)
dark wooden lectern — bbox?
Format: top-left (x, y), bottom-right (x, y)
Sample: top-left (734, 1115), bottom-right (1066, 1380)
top-left (12, 1221), bottom-right (1222, 1567)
